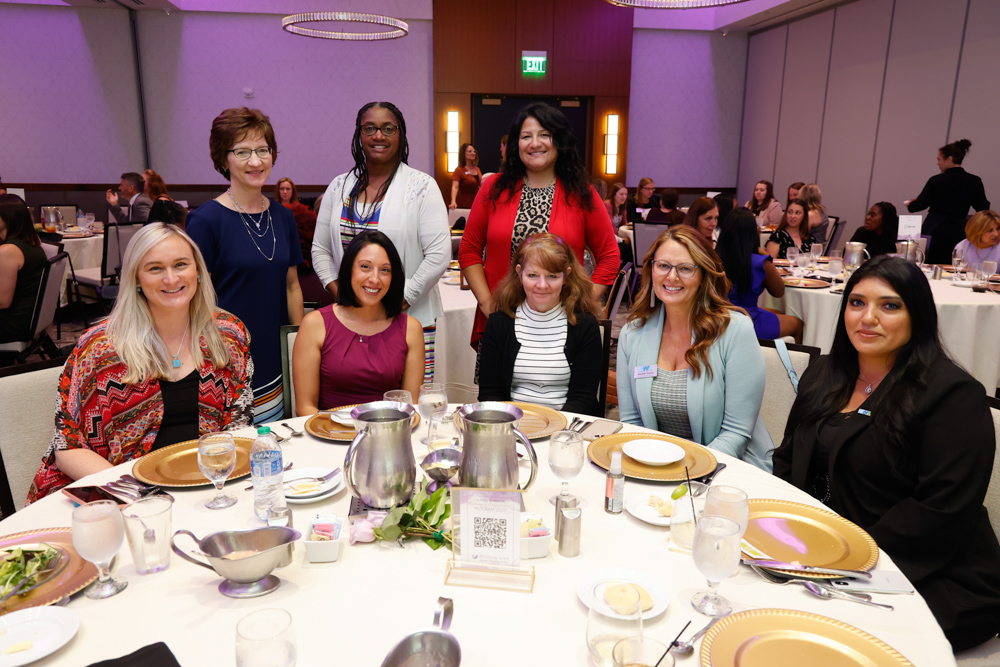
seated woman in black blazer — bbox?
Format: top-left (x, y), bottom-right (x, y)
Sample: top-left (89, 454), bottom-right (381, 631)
top-left (478, 233), bottom-right (603, 416)
top-left (774, 255), bottom-right (1000, 651)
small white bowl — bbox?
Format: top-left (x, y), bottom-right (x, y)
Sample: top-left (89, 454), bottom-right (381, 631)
top-left (304, 536), bottom-right (342, 563)
top-left (520, 533), bottom-right (552, 560)
top-left (623, 439), bottom-right (685, 466)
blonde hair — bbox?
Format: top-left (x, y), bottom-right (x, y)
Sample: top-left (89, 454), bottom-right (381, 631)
top-left (966, 210), bottom-right (1000, 249)
top-left (627, 226), bottom-right (742, 380)
top-left (106, 223), bottom-right (231, 383)
top-left (493, 234), bottom-right (600, 325)
top-left (798, 183), bottom-right (825, 217)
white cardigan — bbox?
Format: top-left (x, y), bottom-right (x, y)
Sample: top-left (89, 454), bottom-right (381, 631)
top-left (313, 163), bottom-right (451, 327)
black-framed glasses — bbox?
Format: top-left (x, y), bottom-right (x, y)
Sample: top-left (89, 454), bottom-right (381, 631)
top-left (651, 261), bottom-right (700, 278)
top-left (229, 147), bottom-right (273, 160)
top-left (360, 123), bottom-right (398, 137)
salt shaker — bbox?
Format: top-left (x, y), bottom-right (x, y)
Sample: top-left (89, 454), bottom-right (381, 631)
top-left (554, 496), bottom-right (579, 542)
top-left (267, 506), bottom-right (295, 567)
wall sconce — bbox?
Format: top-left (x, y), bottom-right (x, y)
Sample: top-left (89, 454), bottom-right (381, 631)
top-left (604, 114), bottom-right (619, 175)
top-left (446, 111), bottom-right (460, 172)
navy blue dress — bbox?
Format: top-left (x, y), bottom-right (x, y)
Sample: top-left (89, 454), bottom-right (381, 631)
top-left (187, 200), bottom-right (302, 423)
top-left (728, 254), bottom-right (780, 340)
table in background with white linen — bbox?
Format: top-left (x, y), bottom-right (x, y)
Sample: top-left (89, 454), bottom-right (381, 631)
top-left (59, 234), bottom-right (103, 305)
top-left (10, 410), bottom-right (955, 666)
top-left (434, 276), bottom-right (478, 388)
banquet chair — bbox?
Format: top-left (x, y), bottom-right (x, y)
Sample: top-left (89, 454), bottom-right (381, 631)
top-left (447, 208), bottom-right (471, 228)
top-left (825, 217), bottom-right (844, 254)
top-left (757, 339), bottom-right (820, 444)
top-left (603, 263), bottom-right (632, 323)
top-left (632, 224), bottom-right (662, 289)
top-left (982, 396), bottom-right (1000, 543)
top-left (40, 240), bottom-right (64, 259)
top-left (279, 325), bottom-right (299, 419)
top-left (0, 358), bottom-right (65, 516)
top-left (597, 319), bottom-right (612, 416)
top-left (75, 222), bottom-right (142, 312)
top-left (0, 252), bottom-right (67, 364)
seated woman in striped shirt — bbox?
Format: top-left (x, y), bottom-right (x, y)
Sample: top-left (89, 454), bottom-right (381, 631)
top-left (477, 233), bottom-right (604, 416)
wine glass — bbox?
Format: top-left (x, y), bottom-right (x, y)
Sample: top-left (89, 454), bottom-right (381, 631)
top-left (548, 430), bottom-right (585, 505)
top-left (795, 253), bottom-right (811, 278)
top-left (827, 258), bottom-right (844, 281)
top-left (785, 247), bottom-right (799, 265)
top-left (952, 248), bottom-right (965, 281)
top-left (71, 500), bottom-right (128, 599)
top-left (236, 608), bottom-right (297, 667)
top-left (984, 261), bottom-right (998, 287)
top-left (691, 516), bottom-right (742, 616)
top-left (809, 243), bottom-right (824, 269)
top-left (587, 582), bottom-right (643, 667)
top-left (417, 383), bottom-right (448, 445)
top-left (704, 485), bottom-right (749, 538)
top-left (383, 389), bottom-right (413, 406)
top-left (197, 432), bottom-right (237, 510)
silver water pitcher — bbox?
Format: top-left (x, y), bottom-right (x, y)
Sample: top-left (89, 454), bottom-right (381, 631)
top-left (344, 401), bottom-right (416, 508)
top-left (843, 242), bottom-right (870, 272)
top-left (896, 240), bottom-right (925, 263)
top-left (456, 402), bottom-right (538, 490)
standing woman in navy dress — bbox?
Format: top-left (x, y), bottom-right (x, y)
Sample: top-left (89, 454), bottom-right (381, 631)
top-left (187, 107), bottom-right (304, 423)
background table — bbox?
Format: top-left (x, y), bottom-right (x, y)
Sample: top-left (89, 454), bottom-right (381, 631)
top-left (434, 274), bottom-right (478, 387)
top-left (10, 411), bottom-right (955, 666)
top-left (59, 234), bottom-right (103, 305)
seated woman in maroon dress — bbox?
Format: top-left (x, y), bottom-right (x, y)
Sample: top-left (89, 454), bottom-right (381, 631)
top-left (293, 231), bottom-right (424, 413)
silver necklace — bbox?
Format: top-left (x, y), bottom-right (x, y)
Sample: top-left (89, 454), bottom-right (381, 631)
top-left (227, 188), bottom-right (266, 230)
top-left (172, 324), bottom-right (189, 369)
top-left (858, 369), bottom-right (888, 394)
top-left (227, 189), bottom-right (275, 261)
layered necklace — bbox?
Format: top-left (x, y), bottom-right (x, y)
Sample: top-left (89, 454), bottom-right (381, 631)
top-left (228, 188), bottom-right (275, 261)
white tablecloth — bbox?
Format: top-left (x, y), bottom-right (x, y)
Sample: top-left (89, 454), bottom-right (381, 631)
top-left (60, 234), bottom-right (103, 305)
top-left (10, 411), bottom-right (955, 666)
top-left (433, 276), bottom-right (478, 388)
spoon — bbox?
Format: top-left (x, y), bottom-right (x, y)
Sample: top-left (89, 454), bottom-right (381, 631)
top-left (802, 581), bottom-right (894, 610)
top-left (282, 422), bottom-right (304, 437)
top-left (671, 616), bottom-right (723, 654)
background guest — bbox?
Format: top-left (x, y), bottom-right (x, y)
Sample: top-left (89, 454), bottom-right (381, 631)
top-left (450, 143), bottom-right (482, 210)
top-left (605, 182), bottom-right (627, 230)
top-left (0, 194), bottom-right (46, 345)
top-left (617, 225), bottom-right (773, 470)
top-left (293, 232), bottom-right (423, 414)
top-left (106, 172), bottom-right (152, 224)
top-left (143, 169), bottom-right (187, 228)
top-left (907, 139), bottom-right (991, 264)
top-left (478, 234), bottom-right (603, 416)
top-left (626, 177), bottom-right (658, 222)
top-left (313, 101), bottom-right (449, 382)
top-left (682, 196), bottom-right (720, 244)
top-left (187, 107), bottom-right (303, 424)
top-left (713, 193), bottom-right (737, 229)
top-left (786, 181), bottom-right (804, 209)
top-left (849, 202), bottom-right (899, 257)
top-left (774, 256), bottom-right (1000, 651)
top-left (26, 223), bottom-right (253, 503)
top-left (766, 198), bottom-right (816, 260)
top-left (716, 209), bottom-right (802, 342)
top-left (798, 183), bottom-right (828, 244)
top-left (275, 177), bottom-right (329, 307)
top-left (954, 210), bottom-right (1000, 268)
top-left (646, 188), bottom-right (686, 226)
top-left (746, 180), bottom-right (782, 227)
top-left (459, 102), bottom-right (619, 354)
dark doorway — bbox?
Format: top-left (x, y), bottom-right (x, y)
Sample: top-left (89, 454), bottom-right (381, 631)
top-left (471, 95), bottom-right (590, 174)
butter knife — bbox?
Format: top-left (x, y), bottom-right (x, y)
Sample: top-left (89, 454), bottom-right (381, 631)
top-left (741, 558), bottom-right (873, 580)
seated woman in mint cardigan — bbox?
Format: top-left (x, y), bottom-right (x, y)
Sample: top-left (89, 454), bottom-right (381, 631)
top-left (617, 225), bottom-right (774, 471)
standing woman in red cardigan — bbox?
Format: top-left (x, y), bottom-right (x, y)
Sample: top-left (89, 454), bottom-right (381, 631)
top-left (458, 102), bottom-right (620, 351)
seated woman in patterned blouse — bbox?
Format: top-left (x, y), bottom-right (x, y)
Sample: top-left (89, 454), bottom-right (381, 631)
top-left (27, 223), bottom-right (253, 504)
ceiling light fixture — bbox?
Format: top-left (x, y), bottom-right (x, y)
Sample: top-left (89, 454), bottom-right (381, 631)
top-left (281, 12), bottom-right (409, 41)
top-left (605, 0), bottom-right (749, 8)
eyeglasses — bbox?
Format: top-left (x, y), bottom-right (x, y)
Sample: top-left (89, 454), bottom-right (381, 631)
top-left (651, 261), bottom-right (700, 278)
top-left (229, 147), bottom-right (273, 160)
top-left (360, 123), bottom-right (398, 137)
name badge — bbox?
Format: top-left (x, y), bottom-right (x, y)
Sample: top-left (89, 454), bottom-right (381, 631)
top-left (857, 409), bottom-right (871, 416)
top-left (634, 365), bottom-right (657, 379)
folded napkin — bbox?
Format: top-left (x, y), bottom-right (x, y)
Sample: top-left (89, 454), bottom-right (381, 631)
top-left (87, 642), bottom-right (181, 667)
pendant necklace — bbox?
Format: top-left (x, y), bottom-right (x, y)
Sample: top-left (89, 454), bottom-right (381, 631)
top-left (172, 324), bottom-right (189, 369)
top-left (228, 189), bottom-right (275, 261)
top-left (858, 369), bottom-right (888, 394)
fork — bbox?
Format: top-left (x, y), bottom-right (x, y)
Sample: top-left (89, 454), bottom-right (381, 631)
top-left (749, 564), bottom-right (872, 600)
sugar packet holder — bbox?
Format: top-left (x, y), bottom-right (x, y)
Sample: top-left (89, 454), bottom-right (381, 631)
top-left (304, 513), bottom-right (343, 563)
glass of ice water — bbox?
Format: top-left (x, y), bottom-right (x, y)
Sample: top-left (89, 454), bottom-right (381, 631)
top-left (198, 432), bottom-right (237, 510)
top-left (548, 430), bottom-right (585, 505)
top-left (704, 485), bottom-right (749, 538)
top-left (417, 383), bottom-right (448, 445)
top-left (72, 500), bottom-right (128, 599)
top-left (691, 516), bottom-right (742, 616)
top-left (587, 582), bottom-right (642, 667)
top-left (236, 608), bottom-right (297, 667)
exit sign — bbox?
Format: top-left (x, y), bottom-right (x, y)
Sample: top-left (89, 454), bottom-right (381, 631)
top-left (522, 50), bottom-right (547, 75)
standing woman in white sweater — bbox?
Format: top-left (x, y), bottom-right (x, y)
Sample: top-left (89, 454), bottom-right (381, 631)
top-left (312, 102), bottom-right (451, 380)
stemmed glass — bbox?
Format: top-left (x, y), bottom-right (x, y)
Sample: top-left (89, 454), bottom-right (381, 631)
top-left (984, 261), bottom-right (998, 290)
top-left (785, 247), bottom-right (799, 266)
top-left (952, 248), bottom-right (966, 281)
top-left (548, 430), bottom-right (585, 505)
top-left (197, 432), bottom-right (238, 510)
top-left (587, 582), bottom-right (642, 667)
top-left (383, 389), bottom-right (413, 406)
top-left (704, 485), bottom-right (749, 538)
top-left (417, 383), bottom-right (448, 445)
top-left (236, 608), bottom-right (297, 667)
top-left (691, 516), bottom-right (742, 616)
top-left (809, 243), bottom-right (824, 269)
top-left (71, 500), bottom-right (128, 599)
top-left (795, 253), bottom-right (811, 278)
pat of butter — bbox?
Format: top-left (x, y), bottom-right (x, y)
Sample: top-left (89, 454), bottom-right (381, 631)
top-left (6, 641), bottom-right (32, 654)
top-left (289, 481), bottom-right (322, 495)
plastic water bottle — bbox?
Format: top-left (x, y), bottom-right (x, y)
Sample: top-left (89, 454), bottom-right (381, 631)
top-left (250, 426), bottom-right (283, 521)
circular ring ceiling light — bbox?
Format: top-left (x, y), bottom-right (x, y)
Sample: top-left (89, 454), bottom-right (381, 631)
top-left (281, 12), bottom-right (409, 41)
top-left (605, 0), bottom-right (749, 7)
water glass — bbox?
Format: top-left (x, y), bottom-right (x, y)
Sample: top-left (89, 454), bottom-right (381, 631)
top-left (827, 258), bottom-right (844, 279)
top-left (795, 253), bottom-right (811, 278)
top-left (547, 430), bottom-right (585, 505)
top-left (952, 248), bottom-right (965, 281)
top-left (704, 485), bottom-right (749, 538)
top-left (691, 516), bottom-right (742, 616)
top-left (236, 608), bottom-right (297, 667)
top-left (121, 495), bottom-right (173, 574)
top-left (613, 637), bottom-right (672, 667)
top-left (984, 261), bottom-right (998, 280)
top-left (809, 243), bottom-right (824, 268)
top-left (417, 383), bottom-right (448, 445)
top-left (785, 247), bottom-right (799, 264)
top-left (587, 582), bottom-right (643, 667)
top-left (669, 481), bottom-right (707, 553)
top-left (383, 389), bottom-right (413, 406)
top-left (197, 432), bottom-right (237, 509)
top-left (72, 500), bottom-right (128, 599)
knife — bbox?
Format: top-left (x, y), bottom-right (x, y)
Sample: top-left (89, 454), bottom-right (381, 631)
top-left (567, 417), bottom-right (581, 432)
top-left (741, 558), bottom-right (873, 580)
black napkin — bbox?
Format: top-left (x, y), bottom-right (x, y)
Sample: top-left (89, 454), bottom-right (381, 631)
top-left (87, 642), bottom-right (181, 667)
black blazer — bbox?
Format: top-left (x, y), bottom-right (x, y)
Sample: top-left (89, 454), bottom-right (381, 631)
top-left (774, 355), bottom-right (1000, 651)
top-left (909, 167), bottom-right (990, 263)
top-left (478, 310), bottom-right (603, 417)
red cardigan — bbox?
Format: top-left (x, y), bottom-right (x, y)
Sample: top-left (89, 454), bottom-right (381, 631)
top-left (458, 176), bottom-right (620, 347)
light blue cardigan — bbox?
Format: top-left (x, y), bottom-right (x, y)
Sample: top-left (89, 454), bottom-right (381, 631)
top-left (616, 307), bottom-right (774, 472)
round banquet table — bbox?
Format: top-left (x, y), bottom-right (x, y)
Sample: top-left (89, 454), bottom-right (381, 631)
top-left (433, 274), bottom-right (478, 388)
top-left (9, 411), bottom-right (955, 666)
top-left (763, 268), bottom-right (1000, 392)
top-left (59, 233), bottom-right (104, 306)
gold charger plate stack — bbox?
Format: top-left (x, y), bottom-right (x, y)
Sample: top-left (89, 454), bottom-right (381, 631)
top-left (700, 608), bottom-right (913, 667)
top-left (783, 277), bottom-right (831, 289)
top-left (132, 437), bottom-right (254, 487)
top-left (742, 499), bottom-right (878, 577)
top-left (587, 432), bottom-right (717, 481)
top-left (0, 528), bottom-right (98, 615)
top-left (305, 404), bottom-right (422, 442)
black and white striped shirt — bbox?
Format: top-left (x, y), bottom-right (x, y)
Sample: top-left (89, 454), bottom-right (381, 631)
top-left (511, 303), bottom-right (570, 408)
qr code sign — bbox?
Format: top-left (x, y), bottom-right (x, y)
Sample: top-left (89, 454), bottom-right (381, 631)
top-left (473, 517), bottom-right (507, 549)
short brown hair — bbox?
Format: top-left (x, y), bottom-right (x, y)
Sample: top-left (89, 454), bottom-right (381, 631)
top-left (275, 177), bottom-right (298, 203)
top-left (209, 107), bottom-right (277, 180)
top-left (966, 210), bottom-right (1000, 249)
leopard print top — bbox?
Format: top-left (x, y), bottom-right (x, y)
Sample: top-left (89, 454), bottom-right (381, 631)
top-left (510, 181), bottom-right (556, 259)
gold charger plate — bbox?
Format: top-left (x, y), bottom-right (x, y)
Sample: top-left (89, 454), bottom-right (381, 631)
top-left (304, 404), bottom-right (422, 442)
top-left (587, 432), bottom-right (717, 481)
top-left (450, 229), bottom-right (464, 235)
top-left (0, 528), bottom-right (98, 615)
top-left (783, 277), bottom-right (830, 289)
top-left (451, 402), bottom-right (568, 440)
top-left (772, 259), bottom-right (791, 267)
top-left (742, 499), bottom-right (879, 576)
top-left (701, 608), bottom-right (913, 667)
top-left (132, 437), bottom-right (254, 487)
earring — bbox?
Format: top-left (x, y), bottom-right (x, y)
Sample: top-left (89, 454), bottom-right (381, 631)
top-left (649, 287), bottom-right (656, 308)
top-left (136, 284), bottom-right (141, 293)
top-left (198, 275), bottom-right (201, 283)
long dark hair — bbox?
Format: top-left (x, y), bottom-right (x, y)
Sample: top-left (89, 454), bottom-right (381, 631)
top-left (0, 195), bottom-right (41, 248)
top-left (346, 102), bottom-right (410, 223)
top-left (487, 103), bottom-right (594, 211)
top-left (782, 256), bottom-right (945, 473)
top-left (748, 180), bottom-right (775, 215)
top-left (715, 209), bottom-right (759, 299)
top-left (873, 201), bottom-right (899, 240)
top-left (336, 231), bottom-right (405, 318)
